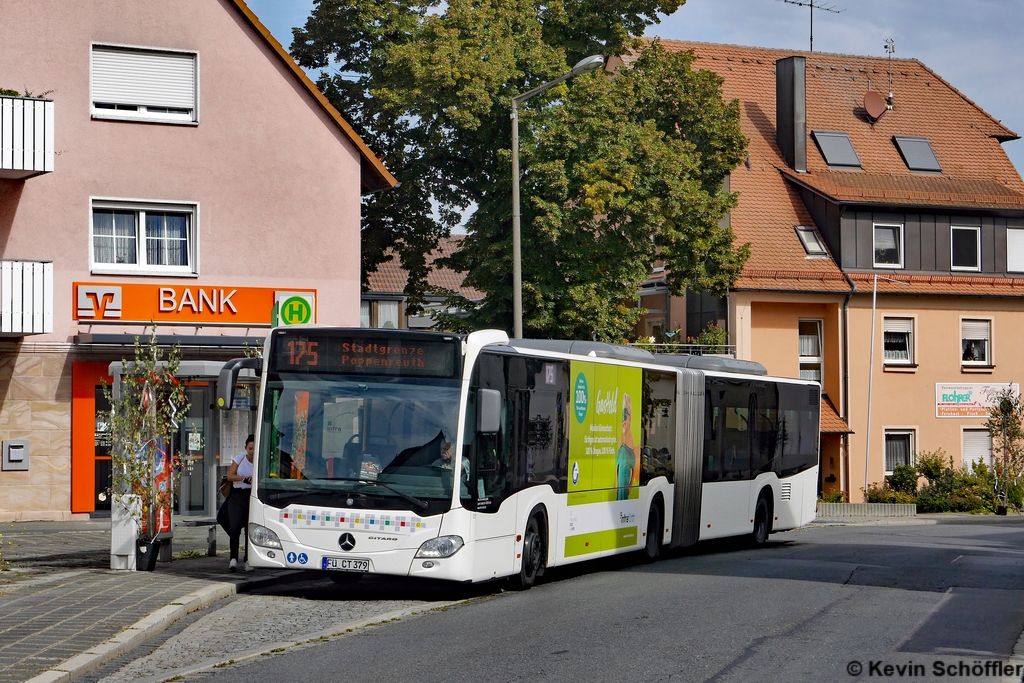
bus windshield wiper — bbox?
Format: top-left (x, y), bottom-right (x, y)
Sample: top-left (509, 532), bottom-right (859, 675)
top-left (326, 477), bottom-right (429, 510)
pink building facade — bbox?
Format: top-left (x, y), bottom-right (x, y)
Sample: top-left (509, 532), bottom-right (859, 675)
top-left (0, 0), bottom-right (394, 520)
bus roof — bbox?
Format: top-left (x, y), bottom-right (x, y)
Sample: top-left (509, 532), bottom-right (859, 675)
top-left (507, 339), bottom-right (767, 376)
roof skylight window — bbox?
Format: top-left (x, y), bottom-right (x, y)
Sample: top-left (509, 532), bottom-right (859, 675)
top-left (811, 130), bottom-right (862, 168)
top-left (893, 135), bottom-right (942, 172)
top-left (795, 226), bottom-right (828, 257)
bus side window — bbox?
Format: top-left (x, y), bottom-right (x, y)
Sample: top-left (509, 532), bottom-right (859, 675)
top-left (776, 384), bottom-right (819, 476)
top-left (641, 369), bottom-right (676, 485)
top-left (703, 387), bottom-right (722, 482)
top-left (751, 383), bottom-right (779, 475)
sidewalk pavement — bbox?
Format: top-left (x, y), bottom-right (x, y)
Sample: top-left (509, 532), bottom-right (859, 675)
top-left (0, 518), bottom-right (313, 683)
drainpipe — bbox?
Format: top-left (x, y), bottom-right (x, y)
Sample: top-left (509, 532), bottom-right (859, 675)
top-left (841, 274), bottom-right (857, 501)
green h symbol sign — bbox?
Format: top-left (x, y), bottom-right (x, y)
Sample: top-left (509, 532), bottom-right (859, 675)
top-left (280, 296), bottom-right (312, 325)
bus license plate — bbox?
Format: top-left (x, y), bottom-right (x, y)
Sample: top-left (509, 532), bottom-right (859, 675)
top-left (322, 557), bottom-right (370, 572)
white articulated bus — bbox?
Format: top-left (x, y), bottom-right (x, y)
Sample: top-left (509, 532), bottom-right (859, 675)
top-left (217, 327), bottom-right (820, 588)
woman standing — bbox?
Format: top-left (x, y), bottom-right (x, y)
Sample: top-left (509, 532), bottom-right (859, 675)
top-left (225, 434), bottom-right (255, 572)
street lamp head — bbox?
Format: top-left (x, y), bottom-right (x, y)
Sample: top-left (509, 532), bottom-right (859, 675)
top-left (571, 55), bottom-right (606, 76)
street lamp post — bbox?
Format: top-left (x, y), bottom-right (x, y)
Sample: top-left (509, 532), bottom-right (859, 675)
top-left (863, 273), bottom-right (911, 497)
top-left (510, 54), bottom-right (605, 339)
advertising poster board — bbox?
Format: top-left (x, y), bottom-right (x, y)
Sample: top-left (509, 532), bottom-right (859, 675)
top-left (935, 383), bottom-right (1019, 418)
top-left (565, 360), bottom-right (643, 557)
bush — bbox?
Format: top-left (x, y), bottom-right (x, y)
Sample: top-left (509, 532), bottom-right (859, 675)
top-left (865, 483), bottom-right (916, 505)
top-left (819, 490), bottom-right (847, 504)
top-left (915, 456), bottom-right (996, 514)
top-left (887, 465), bottom-right (919, 494)
top-left (915, 450), bottom-right (947, 482)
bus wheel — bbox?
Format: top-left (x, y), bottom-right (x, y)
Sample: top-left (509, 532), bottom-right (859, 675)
top-left (643, 501), bottom-right (662, 562)
top-left (327, 571), bottom-right (363, 585)
top-left (512, 511), bottom-right (546, 590)
top-left (750, 497), bottom-right (770, 547)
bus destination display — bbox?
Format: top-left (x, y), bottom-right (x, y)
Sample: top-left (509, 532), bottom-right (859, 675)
top-left (271, 333), bottom-right (459, 378)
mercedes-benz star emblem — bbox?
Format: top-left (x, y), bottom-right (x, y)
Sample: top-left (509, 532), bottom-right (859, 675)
top-left (339, 533), bottom-right (356, 551)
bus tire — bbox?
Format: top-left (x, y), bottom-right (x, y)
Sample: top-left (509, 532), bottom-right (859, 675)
top-left (643, 500), bottom-right (663, 562)
top-left (512, 509), bottom-right (546, 590)
top-left (750, 495), bottom-right (771, 547)
top-left (327, 571), bottom-right (363, 585)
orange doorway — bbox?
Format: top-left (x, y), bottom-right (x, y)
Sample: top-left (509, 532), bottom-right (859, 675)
top-left (71, 362), bottom-right (113, 514)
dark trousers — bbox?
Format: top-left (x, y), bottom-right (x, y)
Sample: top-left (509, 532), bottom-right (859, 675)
top-left (226, 491), bottom-right (251, 561)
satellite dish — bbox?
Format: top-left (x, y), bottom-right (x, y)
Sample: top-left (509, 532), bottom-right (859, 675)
top-left (864, 90), bottom-right (887, 121)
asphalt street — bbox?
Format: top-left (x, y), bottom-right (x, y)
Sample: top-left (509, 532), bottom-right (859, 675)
top-left (137, 517), bottom-right (1024, 683)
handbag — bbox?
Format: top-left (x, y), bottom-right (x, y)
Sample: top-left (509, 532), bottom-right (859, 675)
top-left (219, 475), bottom-right (232, 498)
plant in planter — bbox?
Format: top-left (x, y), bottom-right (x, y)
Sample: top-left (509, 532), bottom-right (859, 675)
top-left (100, 330), bottom-right (191, 570)
top-left (986, 387), bottom-right (1024, 515)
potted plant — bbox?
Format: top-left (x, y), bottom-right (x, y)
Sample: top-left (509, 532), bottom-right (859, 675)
top-left (101, 330), bottom-right (191, 570)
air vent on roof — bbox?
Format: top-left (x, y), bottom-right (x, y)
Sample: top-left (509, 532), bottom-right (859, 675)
top-left (811, 130), bottom-right (862, 168)
top-left (893, 136), bottom-right (942, 172)
top-left (795, 226), bottom-right (828, 256)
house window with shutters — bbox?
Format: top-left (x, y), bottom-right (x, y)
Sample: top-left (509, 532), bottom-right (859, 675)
top-left (962, 429), bottom-right (992, 471)
top-left (91, 44), bottom-right (198, 124)
top-left (883, 317), bottom-right (914, 365)
top-left (961, 319), bottom-right (991, 366)
top-left (90, 200), bottom-right (198, 275)
top-left (798, 320), bottom-right (822, 382)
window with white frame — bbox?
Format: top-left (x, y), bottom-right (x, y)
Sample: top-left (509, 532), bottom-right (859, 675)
top-left (798, 320), bottom-right (822, 382)
top-left (360, 299), bottom-right (402, 329)
top-left (962, 429), bottom-right (992, 471)
top-left (884, 430), bottom-right (914, 473)
top-left (1007, 228), bottom-right (1024, 273)
top-left (961, 319), bottom-right (991, 365)
top-left (91, 45), bottom-right (197, 123)
top-left (874, 224), bottom-right (903, 268)
top-left (951, 226), bottom-right (981, 271)
top-left (883, 317), bottom-right (914, 365)
top-left (91, 202), bottom-right (196, 274)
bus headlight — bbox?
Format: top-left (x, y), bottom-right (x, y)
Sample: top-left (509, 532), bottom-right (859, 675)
top-left (248, 523), bottom-right (283, 549)
top-left (415, 535), bottom-right (464, 558)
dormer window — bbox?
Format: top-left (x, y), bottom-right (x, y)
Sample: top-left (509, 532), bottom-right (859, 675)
top-left (795, 226), bottom-right (828, 257)
top-left (811, 131), bottom-right (862, 169)
top-left (893, 136), bottom-right (941, 172)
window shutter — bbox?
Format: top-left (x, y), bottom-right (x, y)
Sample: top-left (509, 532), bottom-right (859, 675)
top-left (92, 47), bottom-right (195, 109)
top-left (962, 430), bottom-right (992, 469)
top-left (961, 320), bottom-right (990, 341)
top-left (1008, 229), bottom-right (1024, 273)
top-left (883, 318), bottom-right (913, 334)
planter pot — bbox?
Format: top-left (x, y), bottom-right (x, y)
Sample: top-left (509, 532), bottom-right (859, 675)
top-left (997, 505), bottom-right (1008, 516)
top-left (136, 539), bottom-right (162, 571)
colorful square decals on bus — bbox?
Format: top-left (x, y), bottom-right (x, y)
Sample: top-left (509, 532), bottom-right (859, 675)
top-left (278, 507), bottom-right (426, 532)
top-left (567, 361), bottom-right (642, 503)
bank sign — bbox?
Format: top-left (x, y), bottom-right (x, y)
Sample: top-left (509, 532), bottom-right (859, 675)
top-left (74, 283), bottom-right (315, 327)
top-left (935, 383), bottom-right (1019, 418)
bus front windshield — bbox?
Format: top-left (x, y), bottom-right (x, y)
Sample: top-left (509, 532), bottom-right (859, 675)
top-left (257, 374), bottom-right (462, 514)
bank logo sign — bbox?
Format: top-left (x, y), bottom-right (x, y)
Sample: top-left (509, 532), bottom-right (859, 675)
top-left (74, 283), bottom-right (317, 326)
top-left (935, 383), bottom-right (1020, 418)
top-left (77, 285), bottom-right (122, 319)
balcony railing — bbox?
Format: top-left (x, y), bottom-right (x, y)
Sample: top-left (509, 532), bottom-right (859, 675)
top-left (0, 260), bottom-right (53, 335)
top-left (629, 342), bottom-right (736, 357)
top-left (0, 96), bottom-right (54, 179)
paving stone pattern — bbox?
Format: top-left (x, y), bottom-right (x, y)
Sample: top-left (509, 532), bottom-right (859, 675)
top-left (0, 570), bottom-right (210, 683)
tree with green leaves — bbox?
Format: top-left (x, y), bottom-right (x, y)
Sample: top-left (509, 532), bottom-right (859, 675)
top-left (986, 387), bottom-right (1024, 512)
top-left (292, 0), bottom-right (748, 340)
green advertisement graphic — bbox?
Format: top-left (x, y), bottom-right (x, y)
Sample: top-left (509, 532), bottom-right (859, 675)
top-left (567, 361), bottom-right (642, 504)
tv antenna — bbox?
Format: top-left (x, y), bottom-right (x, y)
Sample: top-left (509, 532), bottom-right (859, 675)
top-left (779, 0), bottom-right (845, 53)
top-left (884, 38), bottom-right (896, 109)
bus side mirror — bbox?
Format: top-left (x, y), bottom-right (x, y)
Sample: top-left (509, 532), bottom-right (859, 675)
top-left (477, 389), bottom-right (501, 434)
top-left (216, 358), bottom-right (262, 410)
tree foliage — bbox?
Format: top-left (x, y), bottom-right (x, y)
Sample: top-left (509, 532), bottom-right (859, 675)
top-left (986, 387), bottom-right (1024, 510)
top-left (292, 0), bottom-right (748, 339)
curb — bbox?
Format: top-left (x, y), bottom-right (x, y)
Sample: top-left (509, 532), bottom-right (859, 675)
top-left (22, 570), bottom-right (318, 683)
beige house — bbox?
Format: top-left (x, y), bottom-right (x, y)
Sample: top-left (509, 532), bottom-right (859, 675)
top-left (0, 0), bottom-right (395, 520)
top-left (638, 41), bottom-right (1024, 502)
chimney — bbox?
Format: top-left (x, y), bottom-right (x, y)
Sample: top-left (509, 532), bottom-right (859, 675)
top-left (776, 56), bottom-right (807, 173)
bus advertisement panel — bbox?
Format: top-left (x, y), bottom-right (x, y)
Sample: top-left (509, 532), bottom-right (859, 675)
top-left (565, 360), bottom-right (642, 557)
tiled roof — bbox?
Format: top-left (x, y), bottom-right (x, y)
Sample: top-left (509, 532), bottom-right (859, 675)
top-left (821, 394), bottom-right (852, 434)
top-left (642, 40), bottom-right (1024, 297)
top-left (366, 237), bottom-right (484, 300)
top-left (846, 272), bottom-right (1024, 297)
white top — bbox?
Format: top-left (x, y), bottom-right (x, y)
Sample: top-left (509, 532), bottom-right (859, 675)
top-left (233, 453), bottom-right (253, 489)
